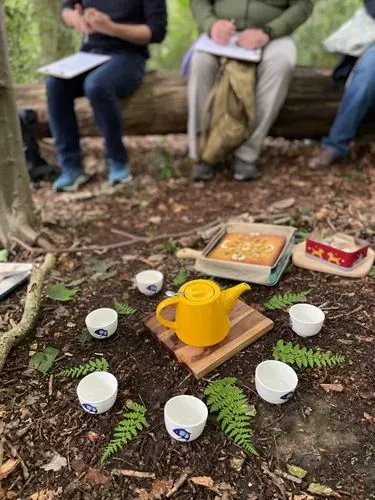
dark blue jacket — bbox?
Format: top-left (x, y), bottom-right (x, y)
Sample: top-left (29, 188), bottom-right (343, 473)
top-left (61, 0), bottom-right (167, 57)
top-left (365, 0), bottom-right (375, 17)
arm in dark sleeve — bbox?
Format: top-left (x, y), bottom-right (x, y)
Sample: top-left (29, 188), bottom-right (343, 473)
top-left (143, 0), bottom-right (167, 43)
top-left (365, 0), bottom-right (375, 19)
top-left (266, 0), bottom-right (314, 38)
top-left (61, 0), bottom-right (81, 9)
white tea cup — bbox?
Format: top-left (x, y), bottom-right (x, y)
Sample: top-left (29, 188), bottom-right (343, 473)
top-left (289, 304), bottom-right (325, 337)
top-left (164, 395), bottom-right (208, 442)
top-left (85, 308), bottom-right (118, 339)
top-left (255, 360), bottom-right (298, 405)
top-left (77, 371), bottom-right (118, 414)
top-left (135, 270), bottom-right (164, 296)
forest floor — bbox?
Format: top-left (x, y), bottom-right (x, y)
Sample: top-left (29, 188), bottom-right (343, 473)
top-left (1, 136), bottom-right (375, 500)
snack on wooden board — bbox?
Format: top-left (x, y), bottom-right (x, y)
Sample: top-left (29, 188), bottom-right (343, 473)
top-left (208, 233), bottom-right (286, 266)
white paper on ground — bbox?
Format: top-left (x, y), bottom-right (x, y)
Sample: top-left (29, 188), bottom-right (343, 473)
top-left (195, 34), bottom-right (262, 62)
top-left (38, 52), bottom-right (111, 79)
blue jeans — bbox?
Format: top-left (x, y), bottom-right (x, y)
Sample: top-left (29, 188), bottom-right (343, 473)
top-left (323, 43), bottom-right (375, 156)
top-left (47, 51), bottom-right (145, 172)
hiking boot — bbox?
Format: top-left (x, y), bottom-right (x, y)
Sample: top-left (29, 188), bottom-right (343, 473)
top-left (308, 148), bottom-right (340, 170)
top-left (232, 158), bottom-right (262, 181)
top-left (53, 168), bottom-right (89, 192)
top-left (192, 161), bottom-right (215, 182)
top-left (108, 160), bottom-right (133, 185)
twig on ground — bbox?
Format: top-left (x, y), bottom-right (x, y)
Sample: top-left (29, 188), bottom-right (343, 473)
top-left (48, 375), bottom-right (53, 397)
top-left (120, 469), bottom-right (156, 479)
top-left (274, 469), bottom-right (302, 484)
top-left (166, 468), bottom-right (191, 498)
top-left (0, 254), bottom-right (56, 372)
top-left (3, 437), bottom-right (29, 480)
top-left (11, 220), bottom-right (222, 255)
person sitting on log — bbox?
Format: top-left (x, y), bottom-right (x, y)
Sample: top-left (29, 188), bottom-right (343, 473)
top-left (309, 0), bottom-right (375, 169)
top-left (48, 0), bottom-right (167, 191)
top-left (188, 0), bottom-right (314, 182)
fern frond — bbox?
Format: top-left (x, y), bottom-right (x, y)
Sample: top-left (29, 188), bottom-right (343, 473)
top-left (101, 402), bottom-right (147, 463)
top-left (114, 300), bottom-right (136, 316)
top-left (56, 357), bottom-right (109, 378)
top-left (264, 290), bottom-right (311, 310)
top-left (273, 340), bottom-right (347, 369)
top-left (205, 378), bottom-right (258, 456)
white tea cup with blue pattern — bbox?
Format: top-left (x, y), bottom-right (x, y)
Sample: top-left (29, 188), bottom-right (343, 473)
top-left (135, 270), bottom-right (164, 296)
top-left (164, 395), bottom-right (208, 442)
top-left (77, 371), bottom-right (118, 414)
top-left (85, 308), bottom-right (118, 339)
top-left (255, 360), bottom-right (298, 405)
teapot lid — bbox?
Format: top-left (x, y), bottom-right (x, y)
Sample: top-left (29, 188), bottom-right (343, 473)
top-left (181, 279), bottom-right (220, 303)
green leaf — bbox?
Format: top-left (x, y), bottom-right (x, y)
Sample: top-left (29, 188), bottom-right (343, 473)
top-left (0, 249), bottom-right (9, 262)
top-left (79, 329), bottom-right (93, 344)
top-left (369, 266), bottom-right (375, 278)
top-left (264, 290), bottom-right (311, 310)
top-left (46, 283), bottom-right (79, 302)
top-left (29, 347), bottom-right (59, 374)
top-left (287, 464), bottom-right (308, 479)
top-left (173, 267), bottom-right (188, 287)
top-left (272, 340), bottom-right (347, 370)
top-left (56, 357), bottom-right (109, 378)
top-left (114, 300), bottom-right (136, 316)
top-left (101, 403), bottom-right (147, 463)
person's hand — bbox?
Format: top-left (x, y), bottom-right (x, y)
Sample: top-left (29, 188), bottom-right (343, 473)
top-left (85, 8), bottom-right (114, 36)
top-left (71, 3), bottom-right (94, 34)
top-left (210, 19), bottom-right (235, 45)
top-left (237, 29), bottom-right (270, 50)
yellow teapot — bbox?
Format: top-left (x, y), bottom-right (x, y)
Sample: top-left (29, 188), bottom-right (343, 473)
top-left (156, 279), bottom-right (250, 347)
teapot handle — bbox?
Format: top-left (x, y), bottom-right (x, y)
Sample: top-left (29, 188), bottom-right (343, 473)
top-left (156, 297), bottom-right (179, 331)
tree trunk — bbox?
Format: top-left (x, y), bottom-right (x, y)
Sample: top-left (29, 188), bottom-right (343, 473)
top-left (0, 5), bottom-right (38, 249)
top-left (15, 67), bottom-right (373, 140)
top-left (33, 0), bottom-right (79, 64)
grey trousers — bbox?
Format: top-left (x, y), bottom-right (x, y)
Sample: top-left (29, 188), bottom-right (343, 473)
top-left (187, 36), bottom-right (297, 164)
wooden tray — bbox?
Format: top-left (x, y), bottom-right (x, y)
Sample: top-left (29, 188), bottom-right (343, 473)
top-left (144, 300), bottom-right (274, 379)
top-left (293, 241), bottom-right (375, 278)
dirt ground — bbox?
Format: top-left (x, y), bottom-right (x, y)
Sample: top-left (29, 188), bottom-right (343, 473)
top-left (1, 136), bottom-right (374, 500)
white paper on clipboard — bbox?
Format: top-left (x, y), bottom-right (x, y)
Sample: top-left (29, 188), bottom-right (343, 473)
top-left (195, 34), bottom-right (262, 62)
top-left (38, 52), bottom-right (111, 79)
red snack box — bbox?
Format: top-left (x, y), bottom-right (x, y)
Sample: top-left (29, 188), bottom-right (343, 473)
top-left (306, 232), bottom-right (370, 269)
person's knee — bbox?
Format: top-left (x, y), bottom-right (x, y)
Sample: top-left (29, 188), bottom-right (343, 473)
top-left (46, 76), bottom-right (66, 96)
top-left (264, 40), bottom-right (297, 75)
top-left (84, 77), bottom-right (110, 102)
top-left (189, 50), bottom-right (218, 77)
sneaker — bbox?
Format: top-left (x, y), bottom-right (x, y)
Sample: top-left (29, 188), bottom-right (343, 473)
top-left (232, 158), bottom-right (262, 181)
top-left (53, 168), bottom-right (89, 192)
top-left (192, 161), bottom-right (215, 182)
top-left (108, 160), bottom-right (133, 185)
top-left (308, 148), bottom-right (341, 170)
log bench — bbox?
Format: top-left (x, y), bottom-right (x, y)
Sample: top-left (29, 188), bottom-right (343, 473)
top-left (14, 67), bottom-right (375, 140)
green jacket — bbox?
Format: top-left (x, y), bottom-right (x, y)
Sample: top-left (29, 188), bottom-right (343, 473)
top-left (190, 0), bottom-right (314, 39)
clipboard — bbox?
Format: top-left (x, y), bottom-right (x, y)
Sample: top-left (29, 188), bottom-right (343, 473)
top-left (38, 52), bottom-right (111, 79)
top-left (0, 264), bottom-right (33, 301)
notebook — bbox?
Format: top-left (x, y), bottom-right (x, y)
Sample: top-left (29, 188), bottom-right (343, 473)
top-left (0, 264), bottom-right (32, 301)
top-left (38, 52), bottom-right (111, 79)
top-left (195, 34), bottom-right (262, 62)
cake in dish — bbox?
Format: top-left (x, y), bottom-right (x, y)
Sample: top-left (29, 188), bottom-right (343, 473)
top-left (208, 233), bottom-right (286, 266)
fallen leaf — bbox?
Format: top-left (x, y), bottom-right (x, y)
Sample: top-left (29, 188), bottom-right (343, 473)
top-left (19, 407), bottom-right (30, 419)
top-left (46, 283), bottom-right (79, 302)
top-left (84, 468), bottom-right (110, 486)
top-left (230, 457), bottom-right (245, 472)
top-left (173, 203), bottom-right (188, 214)
top-left (120, 273), bottom-right (133, 281)
top-left (29, 488), bottom-right (61, 500)
top-left (270, 197), bottom-right (295, 211)
top-left (148, 254), bottom-right (165, 263)
top-left (320, 384), bottom-right (344, 393)
top-left (0, 459), bottom-right (19, 480)
top-left (191, 476), bottom-right (215, 488)
top-left (29, 347), bottom-right (59, 374)
top-left (307, 483), bottom-right (341, 498)
top-left (0, 250), bottom-right (9, 262)
top-left (41, 452), bottom-right (67, 472)
top-left (315, 208), bottom-right (330, 221)
top-left (122, 254), bottom-right (137, 263)
top-left (138, 257), bottom-right (159, 268)
top-left (149, 216), bottom-right (161, 225)
top-left (136, 479), bottom-right (173, 499)
top-left (58, 256), bottom-right (76, 271)
top-left (363, 412), bottom-right (375, 424)
top-left (91, 270), bottom-right (117, 282)
top-left (87, 431), bottom-right (100, 442)
top-left (292, 495), bottom-right (314, 500)
top-left (287, 464), bottom-right (308, 479)
top-left (70, 459), bottom-right (87, 473)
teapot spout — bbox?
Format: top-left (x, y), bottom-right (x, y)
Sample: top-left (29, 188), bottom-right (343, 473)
top-left (221, 283), bottom-right (251, 314)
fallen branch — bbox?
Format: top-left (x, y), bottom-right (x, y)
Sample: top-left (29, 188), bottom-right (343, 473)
top-left (0, 253), bottom-right (56, 372)
top-left (120, 469), bottom-right (156, 479)
top-left (166, 468), bottom-right (191, 498)
top-left (11, 219), bottom-right (222, 255)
